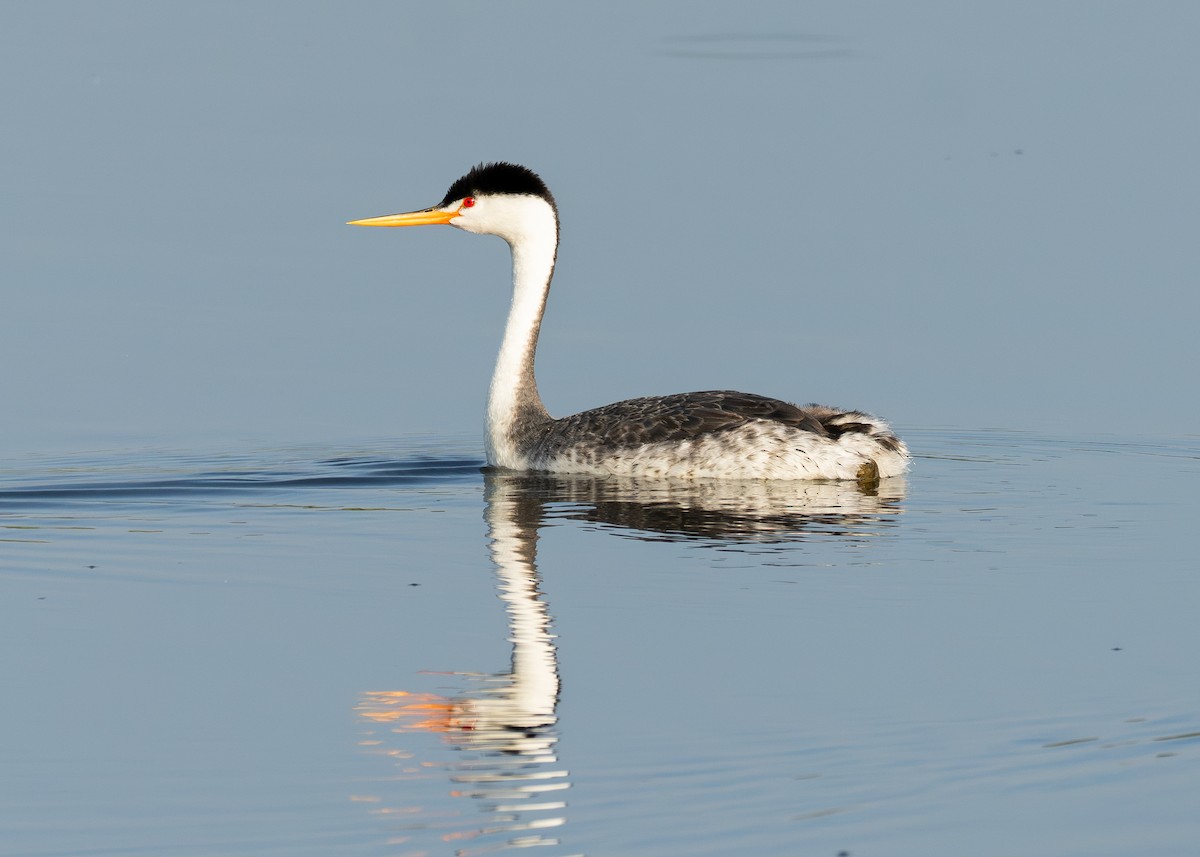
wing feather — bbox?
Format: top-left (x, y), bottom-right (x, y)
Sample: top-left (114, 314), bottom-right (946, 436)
top-left (538, 390), bottom-right (839, 453)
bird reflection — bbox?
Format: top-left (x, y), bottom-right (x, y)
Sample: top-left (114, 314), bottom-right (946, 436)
top-left (515, 471), bottom-right (906, 544)
top-left (356, 473), bottom-right (570, 856)
top-left (356, 471), bottom-right (905, 854)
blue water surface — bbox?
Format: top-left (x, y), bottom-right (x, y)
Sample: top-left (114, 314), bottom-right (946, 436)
top-left (3, 429), bottom-right (1197, 857)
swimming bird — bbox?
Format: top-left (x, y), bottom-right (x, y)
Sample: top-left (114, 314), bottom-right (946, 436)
top-left (349, 162), bottom-right (908, 481)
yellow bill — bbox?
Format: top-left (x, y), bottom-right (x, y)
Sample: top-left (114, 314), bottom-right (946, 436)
top-left (347, 206), bottom-right (459, 227)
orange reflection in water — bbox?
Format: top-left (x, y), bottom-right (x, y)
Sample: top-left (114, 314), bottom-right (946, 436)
top-left (357, 690), bottom-right (466, 734)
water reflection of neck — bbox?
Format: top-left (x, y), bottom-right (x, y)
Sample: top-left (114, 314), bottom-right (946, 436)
top-left (475, 476), bottom-right (560, 741)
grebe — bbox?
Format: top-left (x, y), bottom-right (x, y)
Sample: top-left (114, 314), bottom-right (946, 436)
top-left (349, 162), bottom-right (908, 481)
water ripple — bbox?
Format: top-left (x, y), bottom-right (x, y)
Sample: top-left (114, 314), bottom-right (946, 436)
top-left (0, 445), bottom-right (485, 509)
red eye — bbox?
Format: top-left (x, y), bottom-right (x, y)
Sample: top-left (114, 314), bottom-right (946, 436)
top-left (462, 197), bottom-right (476, 208)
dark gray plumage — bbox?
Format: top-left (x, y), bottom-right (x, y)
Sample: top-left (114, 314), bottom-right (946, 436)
top-left (524, 390), bottom-right (903, 460)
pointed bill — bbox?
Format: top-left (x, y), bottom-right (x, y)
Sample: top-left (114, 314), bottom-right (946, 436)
top-left (347, 205), bottom-right (458, 227)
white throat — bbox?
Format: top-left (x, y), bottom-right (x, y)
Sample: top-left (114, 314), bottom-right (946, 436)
top-left (478, 196), bottom-right (558, 468)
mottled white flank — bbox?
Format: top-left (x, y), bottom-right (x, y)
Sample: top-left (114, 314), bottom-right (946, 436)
top-left (532, 417), bottom-right (909, 480)
top-left (407, 163), bottom-right (909, 481)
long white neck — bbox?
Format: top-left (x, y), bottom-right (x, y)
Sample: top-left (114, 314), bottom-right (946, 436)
top-left (481, 197), bottom-right (558, 468)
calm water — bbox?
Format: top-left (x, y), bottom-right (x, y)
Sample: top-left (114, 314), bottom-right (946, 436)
top-left (6, 4), bottom-right (1198, 854)
top-left (3, 429), bottom-right (1197, 857)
